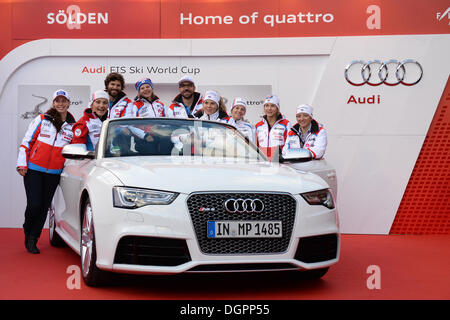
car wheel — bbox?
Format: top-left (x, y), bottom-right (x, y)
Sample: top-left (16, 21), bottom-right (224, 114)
top-left (48, 204), bottom-right (66, 247)
top-left (80, 198), bottom-right (108, 286)
top-left (297, 267), bottom-right (330, 280)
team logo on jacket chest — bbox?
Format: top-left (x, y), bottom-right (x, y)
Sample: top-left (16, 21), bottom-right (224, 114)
top-left (61, 127), bottom-right (73, 141)
top-left (140, 106), bottom-right (149, 114)
top-left (42, 121), bottom-right (52, 130)
top-left (273, 127), bottom-right (284, 133)
top-left (89, 123), bottom-right (101, 131)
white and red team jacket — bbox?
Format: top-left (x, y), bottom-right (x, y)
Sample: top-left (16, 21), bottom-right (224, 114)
top-left (71, 108), bottom-right (106, 151)
top-left (285, 120), bottom-right (327, 159)
top-left (17, 113), bottom-right (76, 174)
top-left (108, 92), bottom-right (132, 119)
top-left (255, 115), bottom-right (292, 160)
top-left (221, 117), bottom-right (256, 143)
top-left (127, 97), bottom-right (165, 118)
top-left (165, 92), bottom-right (203, 118)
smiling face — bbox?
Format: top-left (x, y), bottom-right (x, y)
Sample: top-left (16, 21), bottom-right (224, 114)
top-left (203, 99), bottom-right (219, 115)
top-left (296, 113), bottom-right (313, 130)
top-left (264, 103), bottom-right (279, 118)
top-left (139, 83), bottom-right (153, 100)
top-left (91, 98), bottom-right (109, 117)
top-left (179, 81), bottom-right (195, 99)
top-left (106, 80), bottom-right (122, 99)
top-left (231, 105), bottom-right (246, 121)
top-left (52, 96), bottom-right (70, 115)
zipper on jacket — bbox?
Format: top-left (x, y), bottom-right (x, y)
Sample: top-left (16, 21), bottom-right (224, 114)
top-left (266, 118), bottom-right (280, 148)
top-left (30, 141), bottom-right (41, 159)
top-left (151, 103), bottom-right (158, 117)
top-left (46, 124), bottom-right (60, 173)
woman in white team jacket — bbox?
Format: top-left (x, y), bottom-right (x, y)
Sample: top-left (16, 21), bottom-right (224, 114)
top-left (255, 95), bottom-right (292, 161)
top-left (193, 90), bottom-right (228, 121)
top-left (221, 97), bottom-right (255, 143)
top-left (284, 104), bottom-right (327, 159)
top-left (17, 89), bottom-right (75, 254)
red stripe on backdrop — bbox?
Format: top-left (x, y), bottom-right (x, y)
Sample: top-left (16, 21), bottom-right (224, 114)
top-left (1, 0), bottom-right (450, 60)
top-left (163, 0), bottom-right (450, 38)
top-left (390, 77), bottom-right (450, 235)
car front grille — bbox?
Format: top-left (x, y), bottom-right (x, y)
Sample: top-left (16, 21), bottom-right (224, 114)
top-left (186, 192), bottom-right (297, 255)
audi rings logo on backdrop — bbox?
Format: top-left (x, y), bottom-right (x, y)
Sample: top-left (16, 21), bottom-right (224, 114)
top-left (224, 199), bottom-right (265, 213)
top-left (345, 59), bottom-right (423, 86)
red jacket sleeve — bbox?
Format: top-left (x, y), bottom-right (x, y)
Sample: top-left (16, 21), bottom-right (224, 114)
top-left (71, 119), bottom-right (89, 145)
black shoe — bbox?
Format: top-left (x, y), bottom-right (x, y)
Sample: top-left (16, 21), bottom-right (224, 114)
top-left (26, 236), bottom-right (40, 254)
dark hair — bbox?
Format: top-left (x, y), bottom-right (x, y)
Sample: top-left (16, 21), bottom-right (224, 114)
top-left (44, 108), bottom-right (64, 132)
top-left (104, 72), bottom-right (125, 90)
top-left (218, 97), bottom-right (228, 114)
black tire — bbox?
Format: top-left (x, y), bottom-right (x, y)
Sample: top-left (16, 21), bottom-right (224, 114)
top-left (48, 204), bottom-right (66, 247)
top-left (297, 267), bottom-right (330, 280)
top-left (80, 198), bottom-right (108, 286)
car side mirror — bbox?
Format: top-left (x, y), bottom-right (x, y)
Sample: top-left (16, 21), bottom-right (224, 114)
top-left (279, 148), bottom-right (312, 163)
top-left (62, 144), bottom-right (95, 160)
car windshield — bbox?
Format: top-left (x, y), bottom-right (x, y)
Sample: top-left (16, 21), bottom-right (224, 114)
top-left (103, 118), bottom-right (266, 161)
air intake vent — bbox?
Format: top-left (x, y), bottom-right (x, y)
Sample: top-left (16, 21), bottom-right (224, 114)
top-left (114, 236), bottom-right (191, 266)
top-left (188, 263), bottom-right (298, 272)
top-left (294, 234), bottom-right (338, 263)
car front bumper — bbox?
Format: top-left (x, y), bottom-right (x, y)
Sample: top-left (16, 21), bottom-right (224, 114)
top-left (92, 193), bottom-right (340, 274)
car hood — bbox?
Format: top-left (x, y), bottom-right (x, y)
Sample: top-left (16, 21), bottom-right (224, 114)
top-left (97, 156), bottom-right (328, 194)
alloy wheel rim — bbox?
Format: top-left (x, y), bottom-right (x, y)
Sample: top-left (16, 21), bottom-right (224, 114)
top-left (81, 204), bottom-right (94, 278)
top-left (49, 207), bottom-right (55, 240)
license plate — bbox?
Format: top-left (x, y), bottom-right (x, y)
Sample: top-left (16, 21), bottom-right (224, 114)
top-left (207, 221), bottom-right (282, 238)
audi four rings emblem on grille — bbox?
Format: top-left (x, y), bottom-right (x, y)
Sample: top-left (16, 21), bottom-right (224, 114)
top-left (224, 199), bottom-right (265, 213)
top-left (344, 59), bottom-right (423, 86)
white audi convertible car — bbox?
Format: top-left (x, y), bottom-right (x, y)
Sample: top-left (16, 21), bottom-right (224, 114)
top-left (49, 118), bottom-right (339, 286)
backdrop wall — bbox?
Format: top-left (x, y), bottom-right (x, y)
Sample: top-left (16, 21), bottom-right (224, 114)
top-left (1, 0), bottom-right (449, 234)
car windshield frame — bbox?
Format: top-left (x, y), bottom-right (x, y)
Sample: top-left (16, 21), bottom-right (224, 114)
top-left (100, 117), bottom-right (268, 161)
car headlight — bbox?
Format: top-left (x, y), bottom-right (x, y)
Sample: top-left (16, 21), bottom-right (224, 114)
top-left (113, 186), bottom-right (178, 208)
top-left (301, 189), bottom-right (335, 209)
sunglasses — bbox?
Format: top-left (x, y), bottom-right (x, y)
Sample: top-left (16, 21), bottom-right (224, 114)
top-left (179, 83), bottom-right (194, 88)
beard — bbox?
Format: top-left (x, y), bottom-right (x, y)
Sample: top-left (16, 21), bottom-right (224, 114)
top-left (107, 88), bottom-right (120, 98)
top-left (181, 89), bottom-right (194, 99)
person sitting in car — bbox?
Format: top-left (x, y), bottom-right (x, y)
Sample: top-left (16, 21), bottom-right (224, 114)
top-left (109, 78), bottom-right (165, 156)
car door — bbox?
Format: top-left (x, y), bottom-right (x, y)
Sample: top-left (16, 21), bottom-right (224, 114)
top-left (58, 159), bottom-right (94, 244)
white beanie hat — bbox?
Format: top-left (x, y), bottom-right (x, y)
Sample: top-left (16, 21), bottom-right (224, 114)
top-left (90, 90), bottom-right (109, 105)
top-left (53, 89), bottom-right (70, 102)
top-left (264, 95), bottom-right (280, 109)
top-left (203, 90), bottom-right (220, 105)
top-left (231, 97), bottom-right (247, 110)
top-left (296, 104), bottom-right (313, 117)
top-left (178, 75), bottom-right (195, 86)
